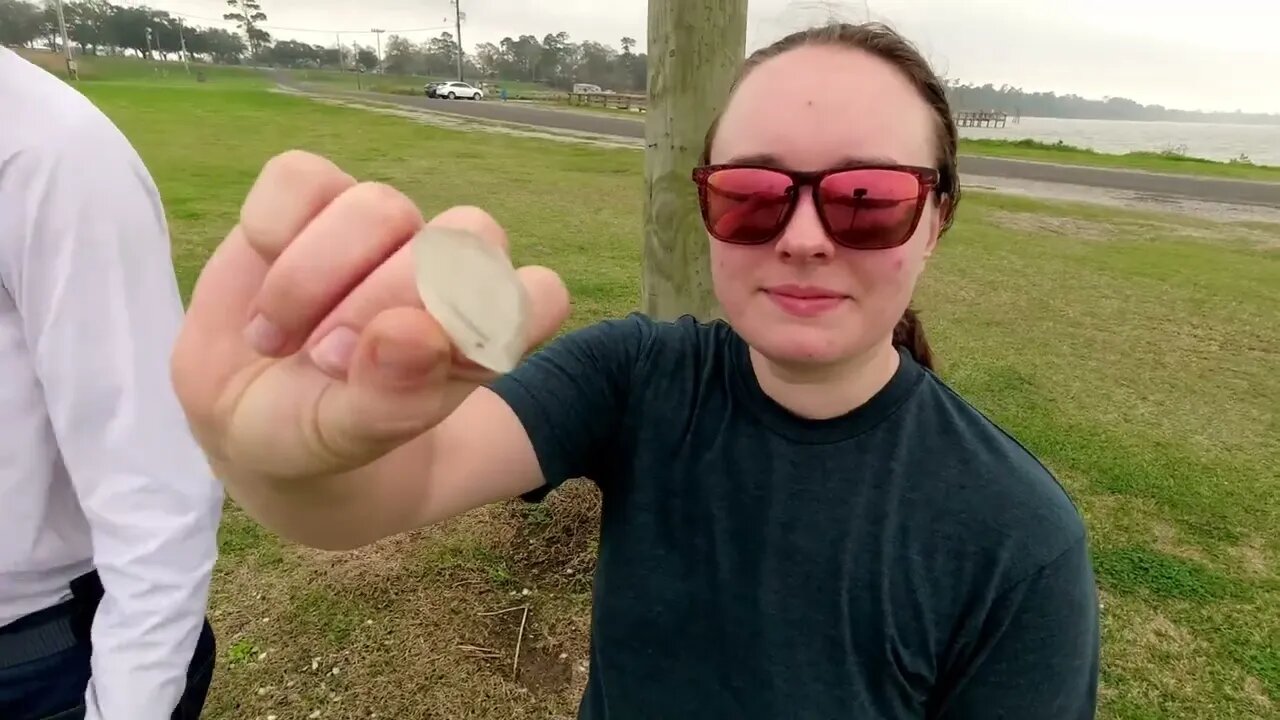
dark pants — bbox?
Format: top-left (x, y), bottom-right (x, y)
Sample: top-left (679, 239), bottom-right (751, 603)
top-left (0, 572), bottom-right (215, 720)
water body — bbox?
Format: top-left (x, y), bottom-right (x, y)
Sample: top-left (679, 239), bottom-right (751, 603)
top-left (961, 117), bottom-right (1280, 166)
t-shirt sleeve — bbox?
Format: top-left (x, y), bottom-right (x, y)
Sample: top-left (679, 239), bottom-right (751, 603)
top-left (934, 536), bottom-right (1101, 720)
top-left (488, 312), bottom-right (653, 501)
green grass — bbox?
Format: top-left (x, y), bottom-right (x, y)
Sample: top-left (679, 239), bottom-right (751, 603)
top-left (960, 137), bottom-right (1280, 182)
top-left (63, 66), bottom-right (1280, 719)
top-left (17, 47), bottom-right (267, 87)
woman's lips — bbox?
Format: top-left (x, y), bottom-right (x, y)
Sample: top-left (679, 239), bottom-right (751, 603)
top-left (763, 285), bottom-right (848, 317)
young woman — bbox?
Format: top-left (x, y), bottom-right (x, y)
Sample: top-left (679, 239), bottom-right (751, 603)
top-left (173, 22), bottom-right (1100, 720)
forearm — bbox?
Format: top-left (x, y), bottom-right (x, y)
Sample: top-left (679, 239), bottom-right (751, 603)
top-left (215, 434), bottom-right (440, 551)
top-left (8, 95), bottom-right (227, 718)
top-left (218, 387), bottom-right (544, 551)
top-left (84, 488), bottom-right (220, 720)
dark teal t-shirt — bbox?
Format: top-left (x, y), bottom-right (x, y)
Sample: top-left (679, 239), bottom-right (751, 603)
top-left (489, 313), bottom-right (1099, 719)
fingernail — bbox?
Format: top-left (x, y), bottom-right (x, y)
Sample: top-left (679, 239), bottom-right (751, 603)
top-left (244, 314), bottom-right (286, 355)
top-left (373, 337), bottom-right (430, 381)
top-left (310, 327), bottom-right (359, 375)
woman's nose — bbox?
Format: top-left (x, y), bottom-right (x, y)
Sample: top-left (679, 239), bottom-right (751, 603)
top-left (774, 191), bottom-right (835, 260)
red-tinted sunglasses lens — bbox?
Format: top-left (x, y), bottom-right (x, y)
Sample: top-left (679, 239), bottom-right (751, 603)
top-left (700, 168), bottom-right (795, 244)
top-left (818, 169), bottom-right (924, 249)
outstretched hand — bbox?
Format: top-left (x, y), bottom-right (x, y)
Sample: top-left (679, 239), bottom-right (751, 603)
top-left (171, 150), bottom-right (571, 485)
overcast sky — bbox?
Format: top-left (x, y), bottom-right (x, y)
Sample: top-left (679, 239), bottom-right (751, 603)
top-left (155, 0), bottom-right (1280, 114)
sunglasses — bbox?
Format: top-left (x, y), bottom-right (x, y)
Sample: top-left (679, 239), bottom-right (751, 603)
top-left (691, 163), bottom-right (941, 250)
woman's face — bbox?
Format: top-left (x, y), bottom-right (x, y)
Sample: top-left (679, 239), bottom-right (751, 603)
top-left (707, 45), bottom-right (946, 368)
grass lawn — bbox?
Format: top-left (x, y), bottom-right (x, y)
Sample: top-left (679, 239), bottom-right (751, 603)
top-left (66, 72), bottom-right (1280, 719)
top-left (960, 138), bottom-right (1280, 183)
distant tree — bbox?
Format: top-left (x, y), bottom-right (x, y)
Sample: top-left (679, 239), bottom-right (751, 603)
top-left (37, 3), bottom-right (60, 50)
top-left (539, 30), bottom-right (571, 85)
top-left (63, 0), bottom-right (112, 54)
top-left (266, 39), bottom-right (323, 67)
top-left (424, 31), bottom-right (457, 75)
top-left (319, 45), bottom-right (348, 69)
top-left (146, 11), bottom-right (185, 61)
top-left (198, 27), bottom-right (247, 63)
top-left (354, 45), bottom-right (377, 72)
top-left (382, 34), bottom-right (419, 74)
top-left (224, 0), bottom-right (269, 56)
top-left (0, 0), bottom-right (43, 47)
top-left (620, 36), bottom-right (636, 54)
top-left (575, 40), bottom-right (615, 87)
top-left (472, 40), bottom-right (501, 77)
top-left (103, 5), bottom-right (152, 57)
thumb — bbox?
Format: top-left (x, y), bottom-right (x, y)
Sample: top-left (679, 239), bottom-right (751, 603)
top-left (315, 306), bottom-right (462, 464)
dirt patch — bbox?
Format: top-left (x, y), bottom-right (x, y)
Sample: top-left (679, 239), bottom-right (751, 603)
top-left (987, 209), bottom-right (1117, 240)
top-left (1224, 224), bottom-right (1280, 249)
top-left (204, 496), bottom-right (598, 719)
top-left (987, 208), bottom-right (1280, 250)
top-left (967, 174), bottom-right (1280, 224)
top-left (1227, 535), bottom-right (1272, 577)
top-left (1151, 520), bottom-right (1212, 565)
top-left (1162, 221), bottom-right (1280, 250)
top-left (470, 604), bottom-right (577, 697)
top-left (1100, 598), bottom-right (1212, 710)
top-left (1243, 676), bottom-right (1274, 712)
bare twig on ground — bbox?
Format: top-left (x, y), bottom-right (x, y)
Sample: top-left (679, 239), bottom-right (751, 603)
top-left (513, 606), bottom-right (530, 679)
top-left (478, 605), bottom-right (528, 617)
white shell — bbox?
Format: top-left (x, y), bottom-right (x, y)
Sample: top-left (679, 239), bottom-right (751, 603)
top-left (411, 225), bottom-right (529, 374)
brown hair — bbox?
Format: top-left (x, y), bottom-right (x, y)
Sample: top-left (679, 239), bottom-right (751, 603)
top-left (701, 22), bottom-right (959, 372)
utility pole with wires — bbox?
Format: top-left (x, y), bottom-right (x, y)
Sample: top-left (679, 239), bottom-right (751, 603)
top-left (54, 0), bottom-right (77, 80)
top-left (452, 0), bottom-right (464, 81)
top-left (371, 28), bottom-right (385, 73)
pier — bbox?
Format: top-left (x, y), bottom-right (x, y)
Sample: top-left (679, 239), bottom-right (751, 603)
top-left (955, 110), bottom-right (1009, 128)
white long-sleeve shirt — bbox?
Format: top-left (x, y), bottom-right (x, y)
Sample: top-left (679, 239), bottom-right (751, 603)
top-left (0, 49), bottom-right (224, 718)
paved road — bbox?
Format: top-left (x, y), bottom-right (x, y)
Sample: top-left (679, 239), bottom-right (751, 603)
top-left (289, 83), bottom-right (1280, 209)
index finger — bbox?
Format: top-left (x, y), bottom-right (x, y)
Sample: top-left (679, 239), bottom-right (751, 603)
top-left (240, 150), bottom-right (358, 263)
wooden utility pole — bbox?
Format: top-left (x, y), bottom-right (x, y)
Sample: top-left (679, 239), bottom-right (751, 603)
top-left (370, 28), bottom-right (386, 73)
top-left (178, 21), bottom-right (191, 74)
top-left (54, 0), bottom-right (77, 80)
top-left (642, 0), bottom-right (748, 321)
top-left (452, 0), bottom-right (464, 81)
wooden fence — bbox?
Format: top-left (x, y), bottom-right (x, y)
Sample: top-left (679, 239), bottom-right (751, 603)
top-left (566, 92), bottom-right (647, 112)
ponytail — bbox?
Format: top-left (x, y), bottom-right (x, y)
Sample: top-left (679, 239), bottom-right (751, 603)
top-left (893, 306), bottom-right (936, 371)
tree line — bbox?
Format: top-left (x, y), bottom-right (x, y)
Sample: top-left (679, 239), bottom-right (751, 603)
top-left (2, 0), bottom-right (1273, 121)
top-left (0, 0), bottom-right (382, 72)
top-left (386, 32), bottom-right (648, 92)
top-left (0, 0), bottom-right (649, 91)
top-left (946, 81), bottom-right (1277, 126)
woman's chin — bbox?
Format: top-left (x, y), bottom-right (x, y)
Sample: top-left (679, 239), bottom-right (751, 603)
top-left (741, 323), bottom-right (859, 367)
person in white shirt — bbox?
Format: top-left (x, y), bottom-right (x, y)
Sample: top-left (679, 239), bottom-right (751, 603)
top-left (0, 49), bottom-right (224, 719)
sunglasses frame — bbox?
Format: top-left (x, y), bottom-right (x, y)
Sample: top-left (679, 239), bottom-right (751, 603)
top-left (690, 163), bottom-right (942, 250)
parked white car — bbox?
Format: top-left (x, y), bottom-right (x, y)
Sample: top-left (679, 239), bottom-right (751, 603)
top-left (435, 81), bottom-right (484, 100)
